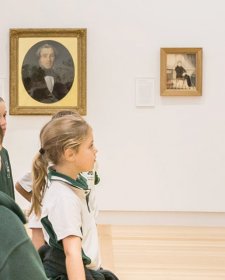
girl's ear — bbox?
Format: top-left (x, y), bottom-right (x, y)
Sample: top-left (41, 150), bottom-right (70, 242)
top-left (64, 148), bottom-right (76, 162)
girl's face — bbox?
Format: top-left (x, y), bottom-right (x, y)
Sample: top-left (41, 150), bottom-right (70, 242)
top-left (75, 128), bottom-right (97, 172)
top-left (0, 101), bottom-right (7, 135)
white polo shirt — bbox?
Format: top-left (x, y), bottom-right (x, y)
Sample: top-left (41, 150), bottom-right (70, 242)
top-left (41, 170), bottom-right (101, 270)
top-left (17, 170), bottom-right (99, 228)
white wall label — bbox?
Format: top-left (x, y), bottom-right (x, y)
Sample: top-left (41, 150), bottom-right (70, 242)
top-left (135, 77), bottom-right (155, 107)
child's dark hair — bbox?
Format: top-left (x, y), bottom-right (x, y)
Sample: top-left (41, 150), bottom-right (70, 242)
top-left (30, 115), bottom-right (90, 216)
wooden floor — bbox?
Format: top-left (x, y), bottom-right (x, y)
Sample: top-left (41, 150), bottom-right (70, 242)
top-left (97, 225), bottom-right (225, 280)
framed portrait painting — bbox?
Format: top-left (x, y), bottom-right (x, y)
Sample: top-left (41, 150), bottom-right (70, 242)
top-left (160, 48), bottom-right (202, 96)
top-left (10, 28), bottom-right (87, 115)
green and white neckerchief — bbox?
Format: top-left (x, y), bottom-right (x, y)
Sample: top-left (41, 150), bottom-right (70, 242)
top-left (48, 168), bottom-right (89, 192)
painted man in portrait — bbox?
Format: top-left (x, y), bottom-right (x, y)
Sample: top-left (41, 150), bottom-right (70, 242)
top-left (22, 41), bottom-right (74, 104)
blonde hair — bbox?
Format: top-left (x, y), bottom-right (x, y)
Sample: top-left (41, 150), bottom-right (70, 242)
top-left (30, 115), bottom-right (90, 216)
top-left (51, 109), bottom-right (80, 120)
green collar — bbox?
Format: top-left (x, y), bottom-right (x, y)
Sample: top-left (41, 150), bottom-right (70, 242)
top-left (48, 168), bottom-right (89, 191)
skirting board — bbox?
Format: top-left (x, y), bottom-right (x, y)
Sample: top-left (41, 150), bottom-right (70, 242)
top-left (96, 211), bottom-right (225, 227)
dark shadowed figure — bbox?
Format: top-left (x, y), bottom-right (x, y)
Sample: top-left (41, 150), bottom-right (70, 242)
top-left (175, 61), bottom-right (192, 88)
top-left (22, 43), bottom-right (74, 104)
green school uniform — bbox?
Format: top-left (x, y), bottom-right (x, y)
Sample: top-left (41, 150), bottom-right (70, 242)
top-left (0, 147), bottom-right (15, 199)
top-left (40, 169), bottom-right (119, 280)
top-left (0, 191), bottom-right (48, 280)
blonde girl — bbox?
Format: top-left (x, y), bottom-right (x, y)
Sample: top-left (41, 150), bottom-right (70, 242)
top-left (31, 115), bottom-right (118, 280)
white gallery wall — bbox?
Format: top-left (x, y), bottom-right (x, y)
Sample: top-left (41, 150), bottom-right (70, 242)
top-left (1, 0), bottom-right (225, 225)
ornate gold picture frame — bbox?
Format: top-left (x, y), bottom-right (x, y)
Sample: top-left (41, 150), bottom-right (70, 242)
top-left (160, 48), bottom-right (202, 96)
top-left (10, 28), bottom-right (86, 115)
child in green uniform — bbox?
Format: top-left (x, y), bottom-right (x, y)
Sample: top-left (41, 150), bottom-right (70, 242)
top-left (0, 191), bottom-right (48, 279)
top-left (0, 97), bottom-right (14, 199)
top-left (31, 115), bottom-right (118, 280)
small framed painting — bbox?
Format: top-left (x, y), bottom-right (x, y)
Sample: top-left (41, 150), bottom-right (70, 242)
top-left (160, 48), bottom-right (202, 96)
